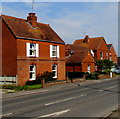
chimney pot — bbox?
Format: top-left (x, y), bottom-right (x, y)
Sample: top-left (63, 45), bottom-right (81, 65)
top-left (27, 13), bottom-right (37, 28)
top-left (84, 35), bottom-right (89, 44)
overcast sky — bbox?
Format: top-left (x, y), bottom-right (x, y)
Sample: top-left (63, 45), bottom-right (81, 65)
top-left (1, 0), bottom-right (119, 56)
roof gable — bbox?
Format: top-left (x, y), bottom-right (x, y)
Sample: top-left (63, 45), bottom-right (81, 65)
top-left (74, 36), bottom-right (107, 50)
top-left (82, 51), bottom-right (95, 63)
top-left (107, 44), bottom-right (112, 50)
top-left (66, 44), bottom-right (90, 64)
top-left (2, 14), bottom-right (65, 44)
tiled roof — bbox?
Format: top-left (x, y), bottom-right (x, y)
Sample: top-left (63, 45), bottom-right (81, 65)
top-left (107, 44), bottom-right (112, 50)
top-left (74, 36), bottom-right (105, 50)
top-left (66, 44), bottom-right (89, 64)
top-left (2, 14), bottom-right (65, 44)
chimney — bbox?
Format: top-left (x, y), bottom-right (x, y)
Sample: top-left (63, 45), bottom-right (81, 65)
top-left (27, 13), bottom-right (37, 28)
top-left (83, 35), bottom-right (89, 44)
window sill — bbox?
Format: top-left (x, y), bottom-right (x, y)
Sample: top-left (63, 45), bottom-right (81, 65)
top-left (29, 78), bottom-right (36, 81)
top-left (50, 57), bottom-right (59, 58)
top-left (27, 56), bottom-right (37, 58)
top-left (53, 77), bottom-right (57, 79)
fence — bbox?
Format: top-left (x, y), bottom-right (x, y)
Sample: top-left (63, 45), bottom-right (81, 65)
top-left (0, 76), bottom-right (17, 85)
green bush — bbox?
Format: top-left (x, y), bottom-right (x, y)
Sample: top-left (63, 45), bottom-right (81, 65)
top-left (15, 86), bottom-right (28, 91)
top-left (26, 71), bottom-right (55, 85)
top-left (26, 79), bottom-right (41, 85)
top-left (2, 85), bottom-right (16, 90)
top-left (86, 72), bottom-right (99, 80)
top-left (40, 71), bottom-right (55, 82)
top-left (104, 69), bottom-right (111, 74)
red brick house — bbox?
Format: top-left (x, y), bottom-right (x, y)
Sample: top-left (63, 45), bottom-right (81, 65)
top-left (1, 13), bottom-right (65, 85)
top-left (74, 35), bottom-right (109, 60)
top-left (66, 44), bottom-right (95, 73)
top-left (107, 44), bottom-right (118, 63)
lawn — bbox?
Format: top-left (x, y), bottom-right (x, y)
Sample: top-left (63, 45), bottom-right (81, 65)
top-left (2, 84), bottom-right (42, 91)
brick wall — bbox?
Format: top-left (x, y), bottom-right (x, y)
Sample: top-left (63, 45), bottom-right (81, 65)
top-left (66, 51), bottom-right (95, 73)
top-left (17, 39), bottom-right (65, 85)
top-left (66, 65), bottom-right (82, 72)
top-left (2, 20), bottom-right (66, 85)
top-left (81, 63), bottom-right (95, 73)
top-left (2, 20), bottom-right (17, 76)
top-left (96, 40), bottom-right (109, 60)
top-left (108, 46), bottom-right (117, 63)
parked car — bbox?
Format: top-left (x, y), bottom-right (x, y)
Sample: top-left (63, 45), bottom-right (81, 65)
top-left (111, 68), bottom-right (120, 74)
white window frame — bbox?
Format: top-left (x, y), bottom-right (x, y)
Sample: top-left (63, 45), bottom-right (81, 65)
top-left (87, 65), bottom-right (91, 73)
top-left (109, 53), bottom-right (112, 61)
top-left (27, 43), bottom-right (39, 57)
top-left (90, 50), bottom-right (94, 57)
top-left (50, 45), bottom-right (59, 58)
top-left (110, 56), bottom-right (112, 61)
top-left (100, 52), bottom-right (103, 60)
top-left (106, 53), bottom-right (108, 59)
top-left (52, 64), bottom-right (57, 78)
top-left (29, 65), bottom-right (36, 80)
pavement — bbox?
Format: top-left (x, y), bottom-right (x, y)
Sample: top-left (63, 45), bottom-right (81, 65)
top-left (107, 108), bottom-right (120, 118)
top-left (1, 76), bottom-right (118, 98)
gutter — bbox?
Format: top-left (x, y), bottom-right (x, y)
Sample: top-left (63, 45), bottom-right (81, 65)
top-left (16, 36), bottom-right (65, 45)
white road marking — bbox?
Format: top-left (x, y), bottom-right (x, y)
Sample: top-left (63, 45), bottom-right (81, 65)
top-left (45, 97), bottom-right (77, 106)
top-left (45, 94), bottom-right (87, 106)
top-left (99, 90), bottom-right (103, 92)
top-left (106, 86), bottom-right (117, 89)
top-left (39, 109), bottom-right (70, 118)
top-left (80, 94), bottom-right (87, 96)
top-left (0, 112), bottom-right (13, 117)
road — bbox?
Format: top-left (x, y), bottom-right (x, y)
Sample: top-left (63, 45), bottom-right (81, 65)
top-left (2, 78), bottom-right (119, 118)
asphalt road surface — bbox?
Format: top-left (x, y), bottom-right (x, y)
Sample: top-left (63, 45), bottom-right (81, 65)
top-left (2, 78), bottom-right (119, 118)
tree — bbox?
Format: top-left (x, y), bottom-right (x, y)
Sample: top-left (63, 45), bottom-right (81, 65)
top-left (96, 59), bottom-right (114, 71)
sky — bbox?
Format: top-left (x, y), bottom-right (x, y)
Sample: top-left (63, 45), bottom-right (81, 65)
top-left (1, 0), bottom-right (119, 56)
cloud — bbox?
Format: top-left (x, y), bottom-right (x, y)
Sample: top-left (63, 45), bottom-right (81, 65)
top-left (1, 2), bottom-right (118, 55)
top-left (42, 3), bottom-right (118, 54)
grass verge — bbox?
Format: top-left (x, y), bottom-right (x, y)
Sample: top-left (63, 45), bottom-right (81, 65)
top-left (1, 84), bottom-right (42, 91)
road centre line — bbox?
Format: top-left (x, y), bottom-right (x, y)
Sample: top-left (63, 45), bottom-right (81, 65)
top-left (0, 112), bottom-right (13, 117)
top-left (80, 94), bottom-right (87, 96)
top-left (38, 109), bottom-right (70, 118)
top-left (45, 94), bottom-right (88, 106)
top-left (106, 86), bottom-right (117, 89)
top-left (45, 85), bottom-right (117, 106)
top-left (99, 90), bottom-right (104, 92)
